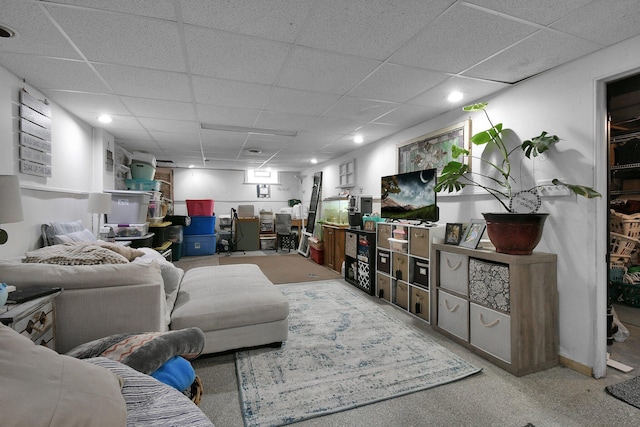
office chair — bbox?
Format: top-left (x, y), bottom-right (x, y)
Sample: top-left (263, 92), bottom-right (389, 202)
top-left (275, 213), bottom-right (296, 252)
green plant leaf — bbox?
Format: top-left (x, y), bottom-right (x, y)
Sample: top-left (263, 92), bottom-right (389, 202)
top-left (551, 179), bottom-right (602, 198)
top-left (470, 123), bottom-right (503, 145)
top-left (521, 131), bottom-right (559, 158)
top-left (450, 144), bottom-right (469, 159)
top-left (462, 102), bottom-right (488, 112)
top-left (435, 161), bottom-right (468, 193)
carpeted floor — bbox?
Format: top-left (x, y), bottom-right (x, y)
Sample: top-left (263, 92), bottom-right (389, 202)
top-left (606, 376), bottom-right (640, 409)
top-left (218, 253), bottom-right (341, 284)
top-left (235, 281), bottom-right (481, 426)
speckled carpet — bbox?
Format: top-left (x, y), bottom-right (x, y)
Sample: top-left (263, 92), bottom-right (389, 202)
top-left (606, 376), bottom-right (640, 409)
top-left (235, 280), bottom-right (482, 426)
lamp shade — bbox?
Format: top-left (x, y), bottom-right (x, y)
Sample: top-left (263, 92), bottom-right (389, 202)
top-left (0, 175), bottom-right (24, 224)
top-left (87, 192), bottom-right (112, 214)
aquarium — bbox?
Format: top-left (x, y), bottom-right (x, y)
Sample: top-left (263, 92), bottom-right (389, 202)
top-left (321, 196), bottom-right (350, 225)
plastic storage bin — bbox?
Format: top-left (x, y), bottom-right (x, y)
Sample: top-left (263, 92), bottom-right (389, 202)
top-left (130, 152), bottom-right (157, 180)
top-left (310, 246), bottom-right (324, 264)
top-left (106, 191), bottom-right (151, 224)
top-left (124, 179), bottom-right (161, 191)
top-left (184, 216), bottom-right (216, 235)
top-left (104, 223), bottom-right (148, 238)
top-left (186, 199), bottom-right (214, 216)
top-left (184, 234), bottom-right (216, 256)
top-left (168, 225), bottom-right (183, 243)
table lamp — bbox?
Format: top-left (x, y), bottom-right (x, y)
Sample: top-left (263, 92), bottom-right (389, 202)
top-left (87, 192), bottom-right (112, 238)
top-left (0, 175), bottom-right (24, 245)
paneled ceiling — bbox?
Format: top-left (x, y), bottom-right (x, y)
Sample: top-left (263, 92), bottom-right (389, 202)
top-left (1, 0), bottom-right (639, 171)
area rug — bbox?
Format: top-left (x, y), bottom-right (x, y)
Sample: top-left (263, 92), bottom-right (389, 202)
top-left (219, 253), bottom-right (341, 284)
top-left (235, 280), bottom-right (482, 426)
top-left (606, 376), bottom-right (640, 409)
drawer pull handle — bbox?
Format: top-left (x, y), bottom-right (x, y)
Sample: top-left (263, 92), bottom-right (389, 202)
top-left (479, 313), bottom-right (500, 328)
top-left (26, 312), bottom-right (47, 334)
top-left (446, 259), bottom-right (462, 271)
top-left (444, 300), bottom-right (459, 312)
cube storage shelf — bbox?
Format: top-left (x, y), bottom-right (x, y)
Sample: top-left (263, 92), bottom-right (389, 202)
top-left (344, 229), bottom-right (376, 295)
top-left (431, 243), bottom-right (558, 376)
top-left (375, 222), bottom-right (443, 323)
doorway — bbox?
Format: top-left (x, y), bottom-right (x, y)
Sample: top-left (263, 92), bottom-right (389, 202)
top-left (606, 72), bottom-right (640, 372)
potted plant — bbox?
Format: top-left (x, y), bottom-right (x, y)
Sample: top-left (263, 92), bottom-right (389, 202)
top-left (435, 102), bottom-right (601, 254)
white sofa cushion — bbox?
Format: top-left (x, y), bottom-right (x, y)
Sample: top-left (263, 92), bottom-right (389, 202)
top-left (0, 324), bottom-right (127, 427)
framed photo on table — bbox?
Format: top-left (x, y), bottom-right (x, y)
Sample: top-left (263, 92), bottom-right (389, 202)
top-left (459, 219), bottom-right (486, 249)
top-left (445, 223), bottom-right (463, 245)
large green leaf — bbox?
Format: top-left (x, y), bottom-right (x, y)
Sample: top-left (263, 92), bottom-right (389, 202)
top-left (435, 161), bottom-right (468, 193)
top-left (522, 131), bottom-right (559, 158)
top-left (450, 144), bottom-right (469, 159)
top-left (470, 123), bottom-right (503, 145)
top-left (462, 103), bottom-right (488, 112)
top-left (551, 179), bottom-right (602, 198)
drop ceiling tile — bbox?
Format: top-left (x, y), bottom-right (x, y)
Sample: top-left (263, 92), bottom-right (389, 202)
top-left (390, 3), bottom-right (537, 75)
top-left (352, 122), bottom-right (402, 142)
top-left (95, 115), bottom-right (145, 131)
top-left (179, 0), bottom-right (314, 43)
top-left (185, 26), bottom-right (290, 84)
top-left (276, 46), bottom-right (381, 94)
top-left (196, 104), bottom-right (261, 128)
top-left (0, 54), bottom-right (108, 93)
top-left (291, 131), bottom-right (343, 148)
top-left (374, 104), bottom-right (443, 128)
top-left (47, 7), bottom-right (185, 72)
top-left (116, 137), bottom-right (159, 152)
top-left (0, 0), bottom-right (81, 59)
top-left (409, 76), bottom-right (510, 108)
top-left (463, 30), bottom-right (600, 83)
top-left (264, 87), bottom-right (341, 116)
top-left (304, 116), bottom-right (364, 134)
top-left (138, 118), bottom-right (199, 133)
top-left (349, 64), bottom-right (449, 103)
top-left (40, 90), bottom-right (129, 116)
top-left (323, 97), bottom-right (399, 122)
top-left (120, 97), bottom-right (196, 121)
top-left (463, 0), bottom-right (593, 25)
top-left (254, 111), bottom-right (317, 132)
top-left (192, 76), bottom-right (271, 109)
top-left (95, 64), bottom-right (191, 101)
top-left (200, 129), bottom-right (251, 146)
top-left (296, 0), bottom-right (455, 60)
top-left (44, 0), bottom-right (177, 20)
top-left (150, 131), bottom-right (201, 147)
top-left (550, 0), bottom-right (640, 45)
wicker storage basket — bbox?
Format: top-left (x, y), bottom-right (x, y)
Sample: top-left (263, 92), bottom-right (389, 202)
top-left (611, 280), bottom-right (640, 307)
top-left (610, 209), bottom-right (640, 239)
top-left (610, 232), bottom-right (640, 257)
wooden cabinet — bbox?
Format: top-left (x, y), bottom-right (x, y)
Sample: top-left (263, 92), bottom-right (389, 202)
top-left (322, 225), bottom-right (347, 272)
top-left (344, 229), bottom-right (375, 295)
top-left (432, 243), bottom-right (558, 376)
top-left (374, 222), bottom-right (443, 323)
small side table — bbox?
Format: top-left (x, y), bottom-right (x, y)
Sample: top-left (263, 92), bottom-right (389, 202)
top-left (0, 290), bottom-right (62, 349)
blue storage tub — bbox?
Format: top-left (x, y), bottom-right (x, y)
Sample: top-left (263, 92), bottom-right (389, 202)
top-left (183, 234), bottom-right (216, 256)
top-left (183, 216), bottom-right (216, 236)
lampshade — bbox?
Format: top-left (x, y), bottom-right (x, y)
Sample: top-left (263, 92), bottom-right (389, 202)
top-left (0, 175), bottom-right (24, 224)
top-left (87, 192), bottom-right (112, 214)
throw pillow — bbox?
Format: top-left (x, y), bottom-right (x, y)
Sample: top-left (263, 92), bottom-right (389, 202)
top-left (23, 243), bottom-right (129, 265)
top-left (0, 324), bottom-right (127, 427)
top-left (66, 327), bottom-right (205, 375)
top-left (54, 228), bottom-right (98, 244)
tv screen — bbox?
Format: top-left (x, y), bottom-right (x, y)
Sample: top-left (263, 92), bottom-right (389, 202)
top-left (381, 169), bottom-right (438, 222)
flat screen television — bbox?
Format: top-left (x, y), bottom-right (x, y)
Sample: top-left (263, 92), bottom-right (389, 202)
top-left (381, 169), bottom-right (439, 222)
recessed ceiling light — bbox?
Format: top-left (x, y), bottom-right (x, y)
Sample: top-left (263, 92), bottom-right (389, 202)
top-left (98, 114), bottom-right (113, 124)
top-left (0, 24), bottom-right (17, 38)
top-left (447, 91), bottom-right (464, 102)
top-left (311, 158), bottom-right (318, 164)
top-left (188, 164), bottom-right (195, 169)
top-left (354, 135), bottom-right (364, 144)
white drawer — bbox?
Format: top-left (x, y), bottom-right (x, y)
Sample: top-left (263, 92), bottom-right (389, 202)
top-left (437, 290), bottom-right (469, 341)
top-left (439, 251), bottom-right (468, 295)
top-left (16, 301), bottom-right (54, 342)
top-left (470, 302), bottom-right (511, 363)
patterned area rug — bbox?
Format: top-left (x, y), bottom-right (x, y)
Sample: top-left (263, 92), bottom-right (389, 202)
top-left (606, 376), bottom-right (640, 409)
top-left (235, 280), bottom-right (482, 426)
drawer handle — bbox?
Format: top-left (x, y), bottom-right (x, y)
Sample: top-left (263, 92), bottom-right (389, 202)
top-left (445, 259), bottom-right (462, 271)
top-left (479, 313), bottom-right (500, 328)
top-left (26, 312), bottom-right (47, 334)
top-left (444, 300), bottom-right (459, 312)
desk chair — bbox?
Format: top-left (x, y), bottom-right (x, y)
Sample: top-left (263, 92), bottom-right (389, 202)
top-left (275, 213), bottom-right (296, 252)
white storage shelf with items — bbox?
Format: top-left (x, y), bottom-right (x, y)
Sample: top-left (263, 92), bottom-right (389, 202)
top-left (375, 222), bottom-right (443, 323)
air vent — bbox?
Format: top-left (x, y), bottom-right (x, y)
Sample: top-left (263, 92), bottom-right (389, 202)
top-left (246, 148), bottom-right (263, 155)
top-left (0, 24), bottom-right (17, 38)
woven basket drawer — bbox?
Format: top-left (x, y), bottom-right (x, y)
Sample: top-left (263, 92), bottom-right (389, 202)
top-left (409, 227), bottom-right (430, 258)
top-left (377, 250), bottom-right (391, 274)
top-left (469, 258), bottom-right (510, 313)
top-left (392, 253), bottom-right (409, 281)
top-left (394, 281), bottom-right (409, 310)
top-left (438, 290), bottom-right (469, 341)
top-left (470, 302), bottom-right (511, 363)
top-left (377, 274), bottom-right (391, 302)
top-left (345, 231), bottom-right (358, 258)
top-left (439, 251), bottom-right (468, 295)
top-left (377, 223), bottom-right (392, 249)
top-left (410, 286), bottom-right (430, 322)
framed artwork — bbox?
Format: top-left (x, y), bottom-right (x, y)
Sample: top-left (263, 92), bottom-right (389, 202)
top-left (364, 220), bottom-right (376, 231)
top-left (445, 223), bottom-right (463, 245)
top-left (397, 119), bottom-right (471, 174)
top-left (297, 231), bottom-right (311, 257)
top-left (459, 219), bottom-right (486, 249)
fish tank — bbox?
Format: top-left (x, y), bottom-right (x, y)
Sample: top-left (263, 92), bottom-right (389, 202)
top-left (321, 196), bottom-right (350, 225)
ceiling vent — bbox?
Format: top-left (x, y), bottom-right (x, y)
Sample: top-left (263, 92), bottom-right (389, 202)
top-left (0, 24), bottom-right (17, 38)
top-left (246, 148), bottom-right (263, 155)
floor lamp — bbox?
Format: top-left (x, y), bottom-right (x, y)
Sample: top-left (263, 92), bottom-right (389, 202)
top-left (0, 175), bottom-right (24, 245)
top-left (87, 192), bottom-right (112, 238)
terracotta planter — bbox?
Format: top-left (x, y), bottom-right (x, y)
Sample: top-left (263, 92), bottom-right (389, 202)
top-left (482, 213), bottom-right (549, 255)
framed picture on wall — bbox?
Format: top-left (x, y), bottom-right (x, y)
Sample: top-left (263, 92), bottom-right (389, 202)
top-left (459, 219), bottom-right (486, 249)
top-left (397, 120), bottom-right (471, 174)
top-left (445, 223), bottom-right (463, 245)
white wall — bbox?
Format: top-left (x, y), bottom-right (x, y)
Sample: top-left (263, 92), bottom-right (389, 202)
top-left (172, 168), bottom-right (304, 218)
top-left (0, 65), bottom-right (104, 258)
top-left (300, 34), bottom-right (640, 377)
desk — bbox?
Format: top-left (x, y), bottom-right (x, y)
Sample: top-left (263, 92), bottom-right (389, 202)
top-left (292, 218), bottom-right (306, 230)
